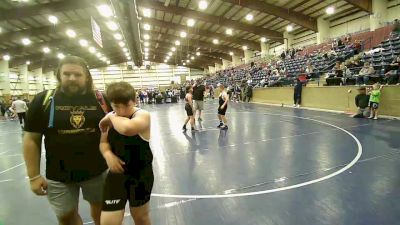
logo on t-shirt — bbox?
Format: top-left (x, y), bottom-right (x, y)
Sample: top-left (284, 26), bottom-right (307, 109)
top-left (70, 109), bottom-right (85, 129)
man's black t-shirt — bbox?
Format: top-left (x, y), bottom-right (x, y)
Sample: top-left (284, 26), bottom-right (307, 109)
top-left (355, 94), bottom-right (370, 108)
top-left (24, 90), bottom-right (108, 182)
top-left (193, 84), bottom-right (205, 101)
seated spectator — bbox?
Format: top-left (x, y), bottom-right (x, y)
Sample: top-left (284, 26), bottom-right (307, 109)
top-left (392, 19), bottom-right (400, 36)
top-left (357, 62), bottom-right (375, 85)
top-left (352, 87), bottom-right (370, 118)
top-left (354, 40), bottom-right (362, 54)
top-left (344, 34), bottom-right (352, 44)
top-left (331, 61), bottom-right (343, 77)
top-left (385, 56), bottom-right (400, 84)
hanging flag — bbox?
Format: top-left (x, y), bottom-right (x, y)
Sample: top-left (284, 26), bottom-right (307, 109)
top-left (91, 17), bottom-right (103, 48)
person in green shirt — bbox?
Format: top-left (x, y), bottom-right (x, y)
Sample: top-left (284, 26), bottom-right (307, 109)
top-left (368, 83), bottom-right (384, 120)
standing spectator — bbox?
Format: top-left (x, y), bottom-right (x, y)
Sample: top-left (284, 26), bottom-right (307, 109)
top-left (368, 83), bottom-right (383, 120)
top-left (280, 51), bottom-right (286, 60)
top-left (192, 79), bottom-right (205, 121)
top-left (357, 62), bottom-right (375, 85)
top-left (22, 56), bottom-right (109, 225)
top-left (293, 79), bottom-right (302, 108)
top-left (11, 96), bottom-right (28, 128)
top-left (0, 98), bottom-right (6, 120)
top-left (352, 87), bottom-right (370, 118)
top-left (244, 84), bottom-right (253, 102)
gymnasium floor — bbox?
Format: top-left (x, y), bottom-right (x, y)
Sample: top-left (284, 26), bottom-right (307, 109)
top-left (1, 100), bottom-right (399, 225)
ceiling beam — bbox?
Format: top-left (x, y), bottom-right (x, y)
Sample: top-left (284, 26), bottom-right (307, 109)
top-left (137, 0), bottom-right (283, 41)
top-left (144, 30), bottom-right (244, 56)
top-left (343, 0), bottom-right (372, 13)
top-left (221, 0), bottom-right (317, 31)
top-left (0, 20), bottom-right (86, 44)
top-left (0, 0), bottom-right (93, 22)
top-left (146, 37), bottom-right (231, 61)
top-left (147, 47), bottom-right (223, 65)
top-left (142, 18), bottom-right (261, 51)
top-left (111, 0), bottom-right (142, 67)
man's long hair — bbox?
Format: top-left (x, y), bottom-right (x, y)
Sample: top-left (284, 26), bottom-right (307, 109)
top-left (55, 56), bottom-right (94, 91)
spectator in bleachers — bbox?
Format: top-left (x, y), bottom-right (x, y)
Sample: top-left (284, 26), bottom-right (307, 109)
top-left (392, 19), bottom-right (400, 36)
top-left (357, 62), bottom-right (375, 85)
top-left (354, 40), bottom-right (362, 54)
top-left (281, 51), bottom-right (286, 60)
top-left (384, 56), bottom-right (400, 84)
top-left (344, 34), bottom-right (352, 44)
top-left (352, 87), bottom-right (370, 118)
top-left (305, 63), bottom-right (315, 78)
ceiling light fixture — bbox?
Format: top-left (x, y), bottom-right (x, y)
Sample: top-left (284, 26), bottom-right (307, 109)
top-left (97, 5), bottom-right (113, 18)
top-left (245, 14), bottom-right (253, 21)
top-left (106, 21), bottom-right (118, 31)
top-left (144, 47), bottom-right (149, 52)
top-left (143, 8), bottom-right (151, 17)
top-left (242, 45), bottom-right (248, 50)
top-left (66, 29), bottom-right (76, 38)
top-left (3, 55), bottom-right (10, 61)
top-left (89, 46), bottom-right (96, 53)
top-left (79, 39), bottom-right (88, 47)
top-left (118, 41), bottom-right (125, 47)
top-left (143, 34), bottom-right (150, 40)
top-left (96, 52), bottom-right (102, 57)
top-left (226, 28), bottom-right (233, 35)
top-left (114, 33), bottom-right (122, 40)
top-left (168, 52), bottom-right (173, 56)
top-left (196, 52), bottom-right (200, 56)
top-left (123, 47), bottom-right (128, 52)
top-left (143, 24), bottom-right (151, 30)
top-left (144, 42), bottom-right (149, 47)
top-left (175, 40), bottom-right (181, 46)
top-left (171, 47), bottom-right (176, 51)
top-left (57, 53), bottom-right (65, 59)
top-left (26, 61), bottom-right (31, 65)
top-left (180, 31), bottom-right (187, 38)
top-left (199, 0), bottom-right (208, 10)
top-left (186, 59), bottom-right (190, 63)
top-left (229, 52), bottom-right (234, 56)
top-left (261, 37), bottom-right (267, 42)
top-left (43, 47), bottom-right (51, 53)
top-left (21, 38), bottom-right (31, 45)
top-left (48, 15), bottom-right (58, 24)
top-left (286, 25), bottom-right (293, 32)
top-left (183, 62), bottom-right (186, 66)
top-left (187, 19), bottom-right (195, 27)
top-left (326, 6), bottom-right (335, 15)
top-left (191, 56), bottom-right (195, 60)
top-left (212, 39), bottom-right (219, 44)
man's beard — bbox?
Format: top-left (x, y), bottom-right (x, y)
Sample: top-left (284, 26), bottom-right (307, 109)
top-left (61, 83), bottom-right (86, 96)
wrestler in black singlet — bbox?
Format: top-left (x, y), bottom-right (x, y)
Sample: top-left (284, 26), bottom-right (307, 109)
top-left (185, 94), bottom-right (194, 116)
top-left (102, 109), bottom-right (154, 211)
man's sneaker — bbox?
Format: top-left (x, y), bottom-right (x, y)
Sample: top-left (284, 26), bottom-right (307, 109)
top-left (221, 125), bottom-right (228, 130)
top-left (217, 123), bottom-right (223, 128)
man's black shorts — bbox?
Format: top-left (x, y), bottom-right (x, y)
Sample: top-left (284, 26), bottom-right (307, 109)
top-left (218, 105), bottom-right (227, 115)
top-left (102, 166), bottom-right (154, 211)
